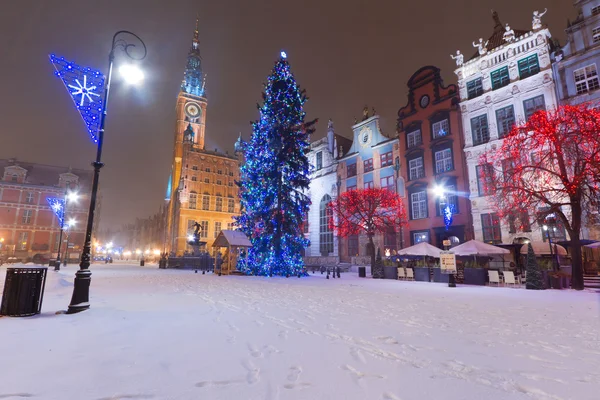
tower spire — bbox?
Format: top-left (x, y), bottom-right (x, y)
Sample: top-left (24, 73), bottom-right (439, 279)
top-left (181, 15), bottom-right (205, 97)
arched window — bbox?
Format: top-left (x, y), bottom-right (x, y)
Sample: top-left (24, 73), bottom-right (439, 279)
top-left (189, 192), bottom-right (197, 209)
top-left (319, 195), bottom-right (333, 255)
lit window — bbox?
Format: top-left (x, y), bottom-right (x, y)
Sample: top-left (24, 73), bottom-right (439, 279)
top-left (434, 148), bottom-right (453, 174)
top-left (200, 221), bottom-right (208, 238)
top-left (495, 105), bottom-right (515, 138)
top-left (518, 55), bottom-right (540, 79)
top-left (214, 222), bottom-right (221, 238)
top-left (189, 192), bottom-right (197, 209)
top-left (202, 195), bottom-right (210, 210)
top-left (410, 191), bottom-right (427, 219)
top-left (413, 231), bottom-right (429, 244)
top-left (319, 195), bottom-right (333, 254)
top-left (363, 158), bottom-right (373, 172)
top-left (18, 232), bottom-right (28, 250)
top-left (491, 66), bottom-right (510, 90)
top-left (432, 119), bottom-right (449, 139)
top-left (25, 192), bottom-right (34, 204)
top-left (216, 196), bottom-right (223, 212)
top-left (523, 95), bottom-right (545, 120)
top-left (467, 78), bottom-right (484, 99)
top-left (408, 157), bottom-right (424, 180)
top-left (437, 185), bottom-right (458, 216)
top-left (380, 151), bottom-right (393, 167)
top-left (574, 64), bottom-right (600, 95)
top-left (364, 180), bottom-right (374, 189)
top-left (476, 164), bottom-right (495, 196)
top-left (21, 209), bottom-right (32, 224)
top-left (346, 163), bottom-right (357, 177)
top-left (471, 114), bottom-right (489, 145)
top-left (380, 176), bottom-right (394, 191)
top-left (594, 27), bottom-right (600, 43)
top-left (481, 213), bottom-right (501, 243)
top-left (407, 129), bottom-right (422, 148)
top-left (228, 199), bottom-right (235, 213)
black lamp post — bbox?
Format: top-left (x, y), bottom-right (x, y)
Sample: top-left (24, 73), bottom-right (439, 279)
top-left (67, 31), bottom-right (146, 314)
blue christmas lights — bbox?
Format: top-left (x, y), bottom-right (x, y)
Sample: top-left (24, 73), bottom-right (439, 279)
top-left (49, 54), bottom-right (105, 143)
top-left (235, 52), bottom-right (314, 277)
top-left (444, 204), bottom-right (455, 230)
top-left (47, 197), bottom-right (65, 228)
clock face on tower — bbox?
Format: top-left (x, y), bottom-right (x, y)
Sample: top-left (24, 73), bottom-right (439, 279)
top-left (359, 126), bottom-right (372, 147)
top-left (420, 95), bottom-right (430, 109)
top-left (185, 102), bottom-right (201, 119)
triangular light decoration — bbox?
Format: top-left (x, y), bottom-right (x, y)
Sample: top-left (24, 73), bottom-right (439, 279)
top-left (49, 54), bottom-right (105, 143)
top-left (47, 197), bottom-right (65, 227)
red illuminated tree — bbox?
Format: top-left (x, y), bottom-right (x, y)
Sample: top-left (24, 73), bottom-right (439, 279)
top-left (329, 188), bottom-right (407, 278)
top-left (481, 104), bottom-right (600, 290)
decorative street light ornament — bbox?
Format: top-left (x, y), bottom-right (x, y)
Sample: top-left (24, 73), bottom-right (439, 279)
top-left (46, 197), bottom-right (65, 227)
top-left (444, 204), bottom-right (455, 231)
top-left (49, 54), bottom-right (105, 143)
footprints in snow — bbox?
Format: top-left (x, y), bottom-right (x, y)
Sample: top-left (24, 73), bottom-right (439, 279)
top-left (284, 366), bottom-right (311, 390)
top-left (195, 360), bottom-right (260, 388)
top-left (247, 343), bottom-right (281, 358)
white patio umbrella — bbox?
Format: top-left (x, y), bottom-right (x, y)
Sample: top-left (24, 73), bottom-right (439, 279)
top-left (396, 242), bottom-right (443, 258)
top-left (451, 240), bottom-right (510, 256)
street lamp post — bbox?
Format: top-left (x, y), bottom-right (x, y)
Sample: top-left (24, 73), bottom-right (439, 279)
top-left (67, 31), bottom-right (146, 314)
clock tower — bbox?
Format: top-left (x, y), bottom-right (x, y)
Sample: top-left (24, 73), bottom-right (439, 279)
top-left (164, 18), bottom-right (241, 255)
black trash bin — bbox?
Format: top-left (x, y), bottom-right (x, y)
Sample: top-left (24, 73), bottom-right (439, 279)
top-left (1, 267), bottom-right (48, 317)
top-left (140, 259), bottom-right (145, 266)
top-left (358, 266), bottom-right (366, 278)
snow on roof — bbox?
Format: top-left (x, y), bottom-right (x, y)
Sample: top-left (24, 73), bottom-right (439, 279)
top-left (212, 230), bottom-right (252, 248)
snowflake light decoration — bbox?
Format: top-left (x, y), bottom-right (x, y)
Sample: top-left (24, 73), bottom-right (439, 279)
top-left (47, 197), bottom-right (65, 227)
top-left (444, 204), bottom-right (455, 231)
top-left (49, 54), bottom-right (105, 143)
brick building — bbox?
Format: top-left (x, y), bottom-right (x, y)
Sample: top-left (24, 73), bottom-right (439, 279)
top-left (396, 66), bottom-right (473, 248)
top-left (0, 158), bottom-right (92, 261)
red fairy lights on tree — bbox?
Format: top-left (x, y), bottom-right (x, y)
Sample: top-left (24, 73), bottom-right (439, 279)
top-left (328, 188), bottom-right (407, 278)
top-left (480, 104), bottom-right (600, 290)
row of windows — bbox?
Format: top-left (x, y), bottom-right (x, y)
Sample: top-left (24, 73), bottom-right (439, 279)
top-left (188, 194), bottom-right (235, 212)
top-left (346, 151), bottom-right (393, 177)
top-left (480, 210), bottom-right (567, 244)
top-left (466, 55), bottom-right (540, 99)
top-left (189, 176), bottom-right (235, 186)
top-left (405, 147), bottom-right (454, 181)
top-left (470, 95), bottom-right (545, 145)
top-left (187, 165), bottom-right (235, 176)
top-left (405, 118), bottom-right (450, 150)
top-left (347, 176), bottom-right (395, 192)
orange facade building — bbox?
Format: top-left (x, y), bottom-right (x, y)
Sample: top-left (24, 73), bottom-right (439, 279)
top-left (396, 66), bottom-right (473, 248)
top-left (0, 159), bottom-right (92, 261)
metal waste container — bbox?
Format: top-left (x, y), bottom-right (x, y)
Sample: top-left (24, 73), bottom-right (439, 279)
top-left (358, 266), bottom-right (366, 278)
top-left (1, 267), bottom-right (48, 317)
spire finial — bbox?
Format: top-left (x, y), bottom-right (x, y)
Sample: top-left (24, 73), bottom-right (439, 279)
top-left (194, 13), bottom-right (199, 43)
top-left (492, 9), bottom-right (503, 32)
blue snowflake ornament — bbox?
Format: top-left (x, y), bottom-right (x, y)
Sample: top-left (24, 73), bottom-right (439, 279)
top-left (49, 54), bottom-right (105, 143)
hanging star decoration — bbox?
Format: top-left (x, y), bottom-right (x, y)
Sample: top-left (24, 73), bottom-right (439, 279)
top-left (444, 204), bottom-right (455, 231)
top-left (46, 197), bottom-right (65, 227)
top-left (49, 54), bottom-right (105, 143)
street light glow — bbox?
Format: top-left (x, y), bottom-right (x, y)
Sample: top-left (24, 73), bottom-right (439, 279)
top-left (67, 218), bottom-right (77, 227)
top-left (67, 191), bottom-right (79, 203)
top-left (188, 235), bottom-right (194, 242)
top-left (433, 184), bottom-right (445, 198)
top-left (119, 64), bottom-right (144, 85)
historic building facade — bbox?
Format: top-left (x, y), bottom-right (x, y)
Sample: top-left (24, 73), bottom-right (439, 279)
top-left (165, 21), bottom-right (240, 255)
top-left (337, 110), bottom-right (402, 262)
top-left (454, 11), bottom-right (560, 245)
top-left (0, 159), bottom-right (91, 261)
top-left (304, 120), bottom-right (351, 258)
top-left (551, 0), bottom-right (600, 241)
top-left (397, 66), bottom-right (473, 248)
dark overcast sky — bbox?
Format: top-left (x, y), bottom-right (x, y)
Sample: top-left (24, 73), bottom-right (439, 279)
top-left (0, 0), bottom-right (575, 229)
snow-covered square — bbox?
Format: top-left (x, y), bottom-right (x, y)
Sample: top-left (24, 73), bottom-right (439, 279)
top-left (1, 264), bottom-right (599, 400)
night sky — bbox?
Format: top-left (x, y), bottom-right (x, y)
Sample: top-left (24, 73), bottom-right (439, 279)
top-left (0, 0), bottom-right (574, 229)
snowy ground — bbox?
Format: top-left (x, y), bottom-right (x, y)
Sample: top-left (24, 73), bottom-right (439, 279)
top-left (0, 264), bottom-right (599, 400)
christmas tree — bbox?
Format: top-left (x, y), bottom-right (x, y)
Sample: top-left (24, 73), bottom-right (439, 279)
top-left (236, 52), bottom-right (315, 277)
top-left (525, 243), bottom-right (545, 290)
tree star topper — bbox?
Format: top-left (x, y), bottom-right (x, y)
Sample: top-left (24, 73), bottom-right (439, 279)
top-left (49, 54), bottom-right (105, 143)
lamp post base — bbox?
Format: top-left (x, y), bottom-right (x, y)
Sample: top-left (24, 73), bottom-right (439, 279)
top-left (448, 273), bottom-right (456, 288)
top-left (66, 269), bottom-right (92, 314)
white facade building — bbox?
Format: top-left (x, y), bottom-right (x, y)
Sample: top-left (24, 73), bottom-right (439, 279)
top-left (305, 120), bottom-right (351, 258)
top-left (455, 11), bottom-right (561, 245)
